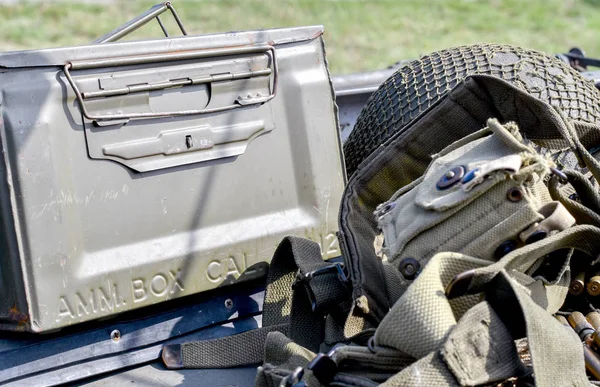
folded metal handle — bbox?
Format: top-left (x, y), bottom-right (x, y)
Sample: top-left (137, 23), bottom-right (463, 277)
top-left (63, 44), bottom-right (278, 122)
top-left (93, 2), bottom-right (187, 44)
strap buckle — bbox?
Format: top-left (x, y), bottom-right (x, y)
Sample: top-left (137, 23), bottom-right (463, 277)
top-left (279, 346), bottom-right (341, 387)
top-left (293, 262), bottom-right (349, 312)
top-left (296, 262), bottom-right (348, 284)
top-left (306, 346), bottom-right (342, 385)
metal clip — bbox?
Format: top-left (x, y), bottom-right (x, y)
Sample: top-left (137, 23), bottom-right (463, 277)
top-left (301, 262), bottom-right (348, 283)
top-left (550, 167), bottom-right (568, 184)
top-left (293, 262), bottom-right (349, 312)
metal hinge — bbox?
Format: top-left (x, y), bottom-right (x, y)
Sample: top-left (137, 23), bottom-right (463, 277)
top-left (63, 44), bottom-right (278, 122)
top-left (82, 69), bottom-right (272, 99)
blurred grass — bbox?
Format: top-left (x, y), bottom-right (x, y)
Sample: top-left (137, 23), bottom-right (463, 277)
top-left (0, 0), bottom-right (600, 73)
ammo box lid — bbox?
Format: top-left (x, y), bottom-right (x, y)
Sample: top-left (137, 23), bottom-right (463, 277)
top-left (0, 26), bottom-right (344, 332)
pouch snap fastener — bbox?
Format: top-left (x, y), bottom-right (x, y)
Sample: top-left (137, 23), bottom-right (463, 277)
top-left (525, 230), bottom-right (547, 244)
top-left (436, 166), bottom-right (465, 190)
top-left (461, 168), bottom-right (480, 184)
top-left (494, 240), bottom-right (518, 259)
top-left (399, 257), bottom-right (421, 280)
top-left (375, 202), bottom-right (396, 217)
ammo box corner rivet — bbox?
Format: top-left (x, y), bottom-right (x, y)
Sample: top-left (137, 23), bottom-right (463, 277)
top-left (110, 329), bottom-right (121, 342)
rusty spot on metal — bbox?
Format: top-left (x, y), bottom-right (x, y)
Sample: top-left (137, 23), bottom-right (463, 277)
top-left (9, 303), bottom-right (29, 326)
top-left (310, 30), bottom-right (324, 40)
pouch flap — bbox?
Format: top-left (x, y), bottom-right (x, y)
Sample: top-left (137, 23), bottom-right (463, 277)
top-left (415, 120), bottom-right (532, 212)
top-left (377, 119), bottom-right (548, 261)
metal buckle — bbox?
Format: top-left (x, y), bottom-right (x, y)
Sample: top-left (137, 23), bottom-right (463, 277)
top-left (293, 262), bottom-right (349, 312)
top-left (306, 349), bottom-right (339, 385)
top-left (297, 262), bottom-right (348, 284)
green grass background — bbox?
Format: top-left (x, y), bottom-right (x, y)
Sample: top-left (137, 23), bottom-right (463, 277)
top-left (1, 0), bottom-right (600, 73)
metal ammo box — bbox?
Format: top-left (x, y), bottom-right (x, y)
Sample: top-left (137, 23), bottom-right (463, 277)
top-left (0, 25), bottom-right (344, 332)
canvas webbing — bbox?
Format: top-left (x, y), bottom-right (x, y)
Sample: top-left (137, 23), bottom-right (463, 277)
top-left (449, 224), bottom-right (600, 298)
top-left (381, 271), bottom-right (589, 387)
top-left (164, 236), bottom-right (350, 369)
top-left (485, 271), bottom-right (589, 386)
top-left (549, 172), bottom-right (600, 227)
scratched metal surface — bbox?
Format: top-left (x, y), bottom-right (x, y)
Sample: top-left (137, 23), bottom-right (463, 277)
top-left (0, 26), bottom-right (344, 332)
top-left (75, 363), bottom-right (258, 387)
top-left (0, 284), bottom-right (264, 385)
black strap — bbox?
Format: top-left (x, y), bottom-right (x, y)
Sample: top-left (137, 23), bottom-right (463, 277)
top-left (163, 236), bottom-right (350, 369)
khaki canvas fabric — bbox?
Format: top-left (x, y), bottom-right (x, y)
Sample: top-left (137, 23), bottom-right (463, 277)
top-left (175, 44), bottom-right (600, 387)
top-left (376, 119), bottom-right (554, 306)
top-left (251, 112), bottom-right (597, 385)
top-left (253, 51), bottom-right (600, 385)
top-left (338, 70), bottom-right (600, 326)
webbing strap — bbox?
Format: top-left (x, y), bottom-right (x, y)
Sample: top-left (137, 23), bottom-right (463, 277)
top-left (268, 236), bottom-right (349, 351)
top-left (374, 253), bottom-right (490, 359)
top-left (448, 224), bottom-right (600, 298)
top-left (180, 324), bottom-right (287, 368)
top-left (486, 271), bottom-right (590, 387)
top-left (549, 171), bottom-right (600, 227)
top-left (382, 273), bottom-right (589, 387)
top-left (165, 236), bottom-right (349, 369)
top-left (555, 112), bottom-right (600, 183)
top-left (563, 170), bottom-right (600, 214)
top-left (440, 300), bottom-right (529, 386)
top-left (381, 301), bottom-right (527, 387)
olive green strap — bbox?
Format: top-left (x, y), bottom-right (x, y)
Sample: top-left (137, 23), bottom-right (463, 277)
top-left (381, 270), bottom-right (589, 386)
top-left (179, 324), bottom-right (287, 369)
top-left (556, 114), bottom-right (600, 184)
top-left (381, 300), bottom-right (528, 387)
top-left (452, 224), bottom-right (600, 297)
top-left (374, 253), bottom-right (491, 359)
top-left (165, 236), bottom-right (350, 369)
top-left (485, 270), bottom-right (590, 387)
top-left (549, 169), bottom-right (600, 227)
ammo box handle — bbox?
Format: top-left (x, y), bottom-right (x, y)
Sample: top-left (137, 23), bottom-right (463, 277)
top-left (93, 2), bottom-right (188, 44)
top-left (63, 44), bottom-right (278, 123)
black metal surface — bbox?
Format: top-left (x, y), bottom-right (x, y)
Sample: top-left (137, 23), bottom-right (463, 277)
top-left (0, 286), bottom-right (264, 386)
top-left (74, 362), bottom-right (258, 387)
top-left (6, 316), bottom-right (262, 387)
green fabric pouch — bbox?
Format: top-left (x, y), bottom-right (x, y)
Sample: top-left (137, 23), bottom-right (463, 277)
top-left (378, 119), bottom-right (554, 265)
